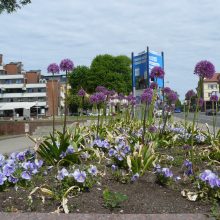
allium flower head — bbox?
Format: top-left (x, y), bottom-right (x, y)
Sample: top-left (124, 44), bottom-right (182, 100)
top-left (185, 90), bottom-right (196, 100)
top-left (90, 92), bottom-right (106, 104)
top-left (194, 60), bottom-right (215, 79)
top-left (47, 63), bottom-right (60, 74)
top-left (167, 91), bottom-right (178, 104)
top-left (210, 94), bottom-right (218, 102)
top-left (150, 82), bottom-right (158, 90)
top-left (77, 88), bottom-right (86, 97)
top-left (60, 59), bottom-right (74, 72)
top-left (150, 66), bottom-right (165, 79)
top-left (141, 88), bottom-right (153, 103)
top-left (162, 87), bottom-right (171, 94)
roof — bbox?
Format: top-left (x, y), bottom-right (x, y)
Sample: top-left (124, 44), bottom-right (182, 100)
top-left (0, 102), bottom-right (36, 110)
top-left (204, 73), bottom-right (220, 82)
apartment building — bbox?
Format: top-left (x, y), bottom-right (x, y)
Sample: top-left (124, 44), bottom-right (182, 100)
top-left (203, 73), bottom-right (220, 110)
top-left (0, 54), bottom-right (60, 118)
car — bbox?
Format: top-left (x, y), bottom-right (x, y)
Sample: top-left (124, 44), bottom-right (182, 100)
top-left (205, 109), bottom-right (217, 116)
top-left (174, 108), bottom-right (181, 113)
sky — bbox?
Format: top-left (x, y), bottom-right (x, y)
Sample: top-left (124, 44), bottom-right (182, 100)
top-left (0, 0), bottom-right (220, 99)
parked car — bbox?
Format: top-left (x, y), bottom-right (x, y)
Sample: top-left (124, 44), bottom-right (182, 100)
top-left (205, 109), bottom-right (217, 116)
top-left (174, 108), bottom-right (181, 113)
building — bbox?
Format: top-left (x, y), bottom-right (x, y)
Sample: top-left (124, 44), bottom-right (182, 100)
top-left (0, 54), bottom-right (60, 118)
top-left (203, 73), bottom-right (220, 111)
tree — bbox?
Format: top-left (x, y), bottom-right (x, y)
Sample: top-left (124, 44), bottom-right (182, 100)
top-left (0, 0), bottom-right (31, 14)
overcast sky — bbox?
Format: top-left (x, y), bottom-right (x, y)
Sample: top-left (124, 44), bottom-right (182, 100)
top-left (0, 0), bottom-right (220, 99)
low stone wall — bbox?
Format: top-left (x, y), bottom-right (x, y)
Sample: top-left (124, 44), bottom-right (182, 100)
top-left (0, 120), bottom-right (82, 136)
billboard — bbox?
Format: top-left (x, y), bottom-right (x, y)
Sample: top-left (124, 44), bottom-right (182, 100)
top-left (132, 47), bottom-right (164, 97)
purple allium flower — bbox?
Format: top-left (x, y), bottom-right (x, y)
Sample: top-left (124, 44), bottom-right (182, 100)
top-left (167, 91), bottom-right (178, 104)
top-left (210, 94), bottom-right (218, 102)
top-left (96, 92), bottom-right (106, 102)
top-left (66, 145), bottom-right (75, 154)
top-left (73, 169), bottom-right (86, 183)
top-left (148, 125), bottom-right (157, 133)
top-left (47, 63), bottom-right (60, 74)
top-left (162, 87), bottom-right (171, 94)
top-left (198, 98), bottom-right (204, 107)
top-left (88, 165), bottom-right (98, 176)
top-left (95, 86), bottom-right (106, 93)
top-left (185, 90), bottom-right (196, 100)
top-left (111, 164), bottom-right (118, 171)
top-left (130, 98), bottom-right (136, 106)
top-left (118, 93), bottom-right (124, 100)
top-left (21, 171), bottom-right (31, 180)
top-left (161, 168), bottom-right (173, 178)
top-left (127, 94), bottom-right (134, 102)
top-left (89, 92), bottom-right (106, 104)
top-left (77, 88), bottom-right (86, 97)
top-left (60, 59), bottom-right (74, 72)
top-left (0, 173), bottom-right (7, 185)
top-left (150, 82), bottom-right (158, 90)
top-left (194, 60), bottom-right (215, 79)
top-left (131, 173), bottom-right (139, 182)
top-left (57, 168), bottom-right (69, 181)
top-left (141, 88), bottom-right (153, 103)
top-left (150, 66), bottom-right (165, 79)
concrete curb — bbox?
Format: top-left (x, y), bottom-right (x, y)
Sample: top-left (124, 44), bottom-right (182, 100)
top-left (0, 213), bottom-right (213, 220)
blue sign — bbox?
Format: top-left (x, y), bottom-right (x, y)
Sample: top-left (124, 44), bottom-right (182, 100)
top-left (132, 48), bottom-right (164, 92)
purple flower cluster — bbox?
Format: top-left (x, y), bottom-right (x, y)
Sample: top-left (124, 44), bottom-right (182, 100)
top-left (167, 91), bottom-right (178, 104)
top-left (210, 94), bottom-right (219, 102)
top-left (59, 145), bottom-right (75, 159)
top-left (78, 88), bottom-right (86, 97)
top-left (90, 92), bottom-right (106, 104)
top-left (199, 170), bottom-right (220, 188)
top-left (185, 90), bottom-right (196, 100)
top-left (141, 88), bottom-right (153, 103)
top-left (162, 87), bottom-right (171, 94)
top-left (194, 60), bottom-right (215, 79)
top-left (150, 66), bottom-right (165, 79)
top-left (108, 138), bottom-right (130, 161)
top-left (95, 86), bottom-right (106, 93)
top-left (0, 151), bottom-right (43, 185)
top-left (47, 63), bottom-right (60, 74)
top-left (150, 82), bottom-right (158, 90)
top-left (127, 94), bottom-right (136, 106)
top-left (154, 164), bottom-right (173, 178)
top-left (59, 59), bottom-right (74, 72)
top-left (92, 139), bottom-right (110, 149)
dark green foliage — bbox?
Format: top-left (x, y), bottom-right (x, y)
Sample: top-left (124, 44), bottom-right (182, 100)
top-left (37, 132), bottom-right (80, 165)
top-left (103, 188), bottom-right (128, 210)
top-left (0, 0), bottom-right (31, 13)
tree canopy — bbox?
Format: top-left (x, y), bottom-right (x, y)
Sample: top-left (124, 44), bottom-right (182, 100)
top-left (68, 54), bottom-right (132, 95)
top-left (0, 0), bottom-right (31, 14)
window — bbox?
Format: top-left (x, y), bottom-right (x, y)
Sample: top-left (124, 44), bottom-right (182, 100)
top-left (208, 84), bottom-right (217, 89)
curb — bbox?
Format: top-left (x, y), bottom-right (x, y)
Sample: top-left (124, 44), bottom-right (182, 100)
top-left (0, 213), bottom-right (212, 220)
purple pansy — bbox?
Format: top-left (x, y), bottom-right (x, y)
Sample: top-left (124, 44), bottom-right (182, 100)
top-left (21, 171), bottom-right (31, 180)
top-left (131, 173), bottom-right (139, 182)
top-left (73, 169), bottom-right (86, 183)
top-left (57, 168), bottom-right (69, 181)
top-left (0, 173), bottom-right (7, 185)
top-left (88, 165), bottom-right (98, 176)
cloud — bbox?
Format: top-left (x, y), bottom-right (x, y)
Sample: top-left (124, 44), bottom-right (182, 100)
top-left (0, 0), bottom-right (220, 98)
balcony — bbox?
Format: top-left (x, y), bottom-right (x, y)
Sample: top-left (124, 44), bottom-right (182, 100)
top-left (0, 92), bottom-right (46, 98)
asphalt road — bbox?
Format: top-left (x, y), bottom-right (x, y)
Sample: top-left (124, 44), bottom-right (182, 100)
top-left (174, 112), bottom-right (220, 128)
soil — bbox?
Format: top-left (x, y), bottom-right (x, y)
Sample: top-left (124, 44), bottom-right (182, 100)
top-left (0, 170), bottom-right (212, 214)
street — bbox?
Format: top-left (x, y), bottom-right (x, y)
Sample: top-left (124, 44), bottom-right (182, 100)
top-left (174, 112), bottom-right (220, 128)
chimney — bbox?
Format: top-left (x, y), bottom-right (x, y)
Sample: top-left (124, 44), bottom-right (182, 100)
top-left (0, 54), bottom-right (2, 66)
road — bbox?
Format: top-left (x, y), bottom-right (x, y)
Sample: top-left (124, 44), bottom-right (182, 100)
top-left (174, 112), bottom-right (220, 128)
